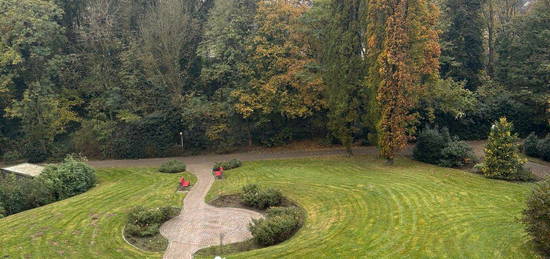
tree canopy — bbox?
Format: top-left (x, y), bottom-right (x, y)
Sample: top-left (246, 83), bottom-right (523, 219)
top-left (0, 0), bottom-right (548, 162)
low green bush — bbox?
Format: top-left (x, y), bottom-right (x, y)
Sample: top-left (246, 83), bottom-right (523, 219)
top-left (413, 126), bottom-right (476, 168)
top-left (126, 206), bottom-right (179, 237)
top-left (523, 133), bottom-right (540, 157)
top-left (39, 155), bottom-right (97, 200)
top-left (522, 133), bottom-right (550, 162)
top-left (241, 184), bottom-right (282, 210)
top-left (249, 206), bottom-right (304, 246)
top-left (522, 180), bottom-right (550, 256)
top-left (438, 140), bottom-right (476, 168)
top-left (413, 127), bottom-right (450, 164)
top-left (2, 151), bottom-right (23, 164)
top-left (213, 159), bottom-right (242, 170)
top-left (266, 207), bottom-right (304, 225)
top-left (538, 136), bottom-right (550, 162)
top-left (0, 203), bottom-right (6, 218)
top-left (0, 174), bottom-right (54, 216)
top-left (159, 160), bottom-right (186, 173)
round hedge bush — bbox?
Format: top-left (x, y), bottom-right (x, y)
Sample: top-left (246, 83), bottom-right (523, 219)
top-left (438, 140), bottom-right (476, 168)
top-left (159, 160), bottom-right (186, 173)
top-left (249, 206), bottom-right (304, 246)
top-left (126, 206), bottom-right (179, 237)
top-left (538, 136), bottom-right (550, 162)
top-left (522, 180), bottom-right (550, 256)
top-left (413, 127), bottom-right (450, 164)
top-left (213, 159), bottom-right (242, 170)
top-left (39, 156), bottom-right (97, 200)
top-left (523, 133), bottom-right (540, 157)
top-left (241, 184), bottom-right (282, 210)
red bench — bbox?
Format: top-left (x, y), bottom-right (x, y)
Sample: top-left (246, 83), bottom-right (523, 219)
top-left (213, 167), bottom-right (224, 179)
top-left (180, 177), bottom-right (190, 188)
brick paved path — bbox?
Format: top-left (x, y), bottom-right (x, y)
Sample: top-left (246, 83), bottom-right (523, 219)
top-left (159, 163), bottom-right (262, 259)
top-left (86, 144), bottom-right (548, 258)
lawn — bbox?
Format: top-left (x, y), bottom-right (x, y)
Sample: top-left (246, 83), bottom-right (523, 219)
top-left (203, 156), bottom-right (539, 258)
top-left (0, 168), bottom-right (194, 258)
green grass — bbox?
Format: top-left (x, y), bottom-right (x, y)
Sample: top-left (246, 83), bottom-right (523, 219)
top-left (202, 156), bottom-right (539, 258)
top-left (0, 168), bottom-right (195, 258)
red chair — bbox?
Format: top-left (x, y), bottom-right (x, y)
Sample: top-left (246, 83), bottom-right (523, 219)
top-left (180, 177), bottom-right (190, 188)
top-left (214, 170), bottom-right (223, 179)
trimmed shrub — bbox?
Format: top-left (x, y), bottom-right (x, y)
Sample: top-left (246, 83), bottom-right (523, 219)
top-left (39, 155), bottom-right (97, 200)
top-left (213, 159), bottom-right (242, 170)
top-left (0, 204), bottom-right (5, 218)
top-left (266, 207), bottom-right (304, 225)
top-left (0, 174), bottom-right (53, 216)
top-left (523, 132), bottom-right (540, 157)
top-left (249, 206), bottom-right (304, 246)
top-left (538, 136), bottom-right (550, 162)
top-left (478, 117), bottom-right (529, 180)
top-left (241, 184), bottom-right (282, 210)
top-left (126, 206), bottom-right (179, 237)
top-left (438, 140), bottom-right (476, 168)
top-left (522, 180), bottom-right (550, 256)
top-left (159, 160), bottom-right (186, 173)
top-left (413, 127), bottom-right (450, 164)
top-left (2, 151), bottom-right (23, 164)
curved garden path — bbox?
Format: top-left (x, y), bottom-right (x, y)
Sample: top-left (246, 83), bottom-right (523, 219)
top-left (85, 143), bottom-right (549, 258)
top-left (88, 147), bottom-right (376, 259)
top-left (158, 163), bottom-right (262, 259)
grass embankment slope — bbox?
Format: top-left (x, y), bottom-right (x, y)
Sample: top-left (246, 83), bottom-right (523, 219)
top-left (203, 156), bottom-right (538, 258)
top-left (0, 168), bottom-right (194, 258)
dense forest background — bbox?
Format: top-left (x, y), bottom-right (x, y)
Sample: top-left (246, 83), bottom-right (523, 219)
top-left (0, 0), bottom-right (548, 162)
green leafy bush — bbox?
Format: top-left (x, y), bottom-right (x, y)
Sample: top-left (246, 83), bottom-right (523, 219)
top-left (126, 206), bottom-right (179, 237)
top-left (522, 180), bottom-right (550, 256)
top-left (249, 206), bottom-right (304, 246)
top-left (213, 159), bottom-right (242, 170)
top-left (0, 203), bottom-right (6, 218)
top-left (2, 151), bottom-right (23, 164)
top-left (523, 133), bottom-right (540, 157)
top-left (0, 174), bottom-right (53, 216)
top-left (39, 155), bottom-right (97, 200)
top-left (0, 155), bottom-right (95, 216)
top-left (266, 207), bottom-right (304, 225)
top-left (478, 117), bottom-right (529, 180)
top-left (438, 140), bottom-right (476, 168)
top-left (241, 184), bottom-right (282, 210)
top-left (413, 127), bottom-right (450, 164)
top-left (159, 160), bottom-right (186, 173)
top-left (538, 136), bottom-right (550, 162)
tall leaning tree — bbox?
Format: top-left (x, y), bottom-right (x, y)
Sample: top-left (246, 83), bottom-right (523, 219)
top-left (368, 0), bottom-right (441, 163)
top-left (440, 0), bottom-right (484, 90)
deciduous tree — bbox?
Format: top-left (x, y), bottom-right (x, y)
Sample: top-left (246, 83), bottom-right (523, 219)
top-left (368, 0), bottom-right (440, 162)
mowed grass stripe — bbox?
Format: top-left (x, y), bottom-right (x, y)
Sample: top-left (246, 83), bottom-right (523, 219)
top-left (201, 156), bottom-right (538, 258)
top-left (0, 168), bottom-right (195, 258)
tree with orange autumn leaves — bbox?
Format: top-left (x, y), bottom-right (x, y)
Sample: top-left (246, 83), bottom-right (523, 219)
top-left (367, 0), bottom-right (441, 163)
top-left (231, 0), bottom-right (325, 122)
